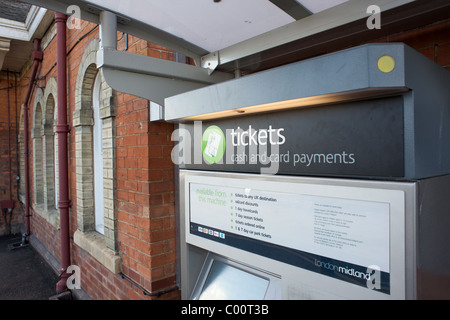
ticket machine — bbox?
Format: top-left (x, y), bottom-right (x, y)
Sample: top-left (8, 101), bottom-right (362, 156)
top-left (166, 44), bottom-right (450, 299)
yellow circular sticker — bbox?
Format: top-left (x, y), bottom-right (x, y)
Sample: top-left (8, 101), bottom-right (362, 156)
top-left (377, 55), bottom-right (396, 73)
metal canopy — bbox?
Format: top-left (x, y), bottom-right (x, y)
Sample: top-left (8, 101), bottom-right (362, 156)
top-left (22, 0), bottom-right (421, 71)
top-left (18, 0), bottom-right (450, 113)
top-left (70, 0), bottom-right (347, 53)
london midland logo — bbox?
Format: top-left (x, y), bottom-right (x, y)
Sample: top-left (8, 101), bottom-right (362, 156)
top-left (202, 125), bottom-right (226, 164)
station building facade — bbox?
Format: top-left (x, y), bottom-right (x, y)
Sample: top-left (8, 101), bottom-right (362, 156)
top-left (0, 5), bottom-right (449, 299)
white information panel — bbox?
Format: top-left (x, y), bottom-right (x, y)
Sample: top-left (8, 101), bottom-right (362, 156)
top-left (190, 182), bottom-right (390, 271)
top-left (185, 173), bottom-right (405, 294)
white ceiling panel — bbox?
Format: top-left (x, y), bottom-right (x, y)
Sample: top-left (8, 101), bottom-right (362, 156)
top-left (89, 0), bottom-right (296, 52)
top-left (296, 0), bottom-right (350, 14)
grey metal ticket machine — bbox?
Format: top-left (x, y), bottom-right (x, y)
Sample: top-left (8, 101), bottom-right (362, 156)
top-left (165, 44), bottom-right (450, 299)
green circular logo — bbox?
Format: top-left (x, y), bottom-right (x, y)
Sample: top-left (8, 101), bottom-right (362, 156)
top-left (202, 125), bottom-right (225, 164)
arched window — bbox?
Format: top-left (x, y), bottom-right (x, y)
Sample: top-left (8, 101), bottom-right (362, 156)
top-left (92, 71), bottom-right (104, 234)
top-left (32, 90), bottom-right (44, 205)
top-left (73, 39), bottom-right (120, 274)
top-left (54, 100), bottom-right (58, 208)
top-left (28, 78), bottom-right (61, 229)
top-left (18, 109), bottom-right (24, 198)
top-left (43, 78), bottom-right (58, 212)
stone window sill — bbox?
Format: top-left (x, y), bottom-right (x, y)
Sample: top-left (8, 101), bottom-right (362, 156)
top-left (32, 203), bottom-right (60, 229)
top-left (73, 230), bottom-right (122, 274)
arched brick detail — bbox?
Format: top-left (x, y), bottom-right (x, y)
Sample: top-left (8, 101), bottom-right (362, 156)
top-left (42, 77), bottom-right (58, 213)
top-left (73, 38), bottom-right (119, 257)
top-left (32, 88), bottom-right (44, 205)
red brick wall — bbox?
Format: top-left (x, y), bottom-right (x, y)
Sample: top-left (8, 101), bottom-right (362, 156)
top-left (27, 21), bottom-right (61, 264)
top-left (115, 93), bottom-right (177, 299)
top-left (66, 22), bottom-right (177, 299)
top-left (7, 18), bottom-right (178, 300)
top-left (0, 74), bottom-right (20, 235)
top-left (372, 19), bottom-right (450, 71)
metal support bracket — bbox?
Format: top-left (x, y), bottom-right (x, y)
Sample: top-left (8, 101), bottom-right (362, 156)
top-left (97, 47), bottom-right (233, 107)
top-left (96, 10), bottom-right (233, 109)
top-left (200, 51), bottom-right (220, 74)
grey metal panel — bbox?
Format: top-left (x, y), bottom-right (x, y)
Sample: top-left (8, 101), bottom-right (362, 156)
top-left (402, 91), bottom-right (416, 182)
top-left (102, 68), bottom-right (209, 107)
top-left (367, 43), bottom-right (406, 88)
top-left (269, 0), bottom-right (312, 20)
top-left (97, 48), bottom-right (233, 85)
top-left (404, 45), bottom-right (450, 179)
top-left (165, 44), bottom-right (408, 121)
top-left (417, 175), bottom-right (450, 299)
